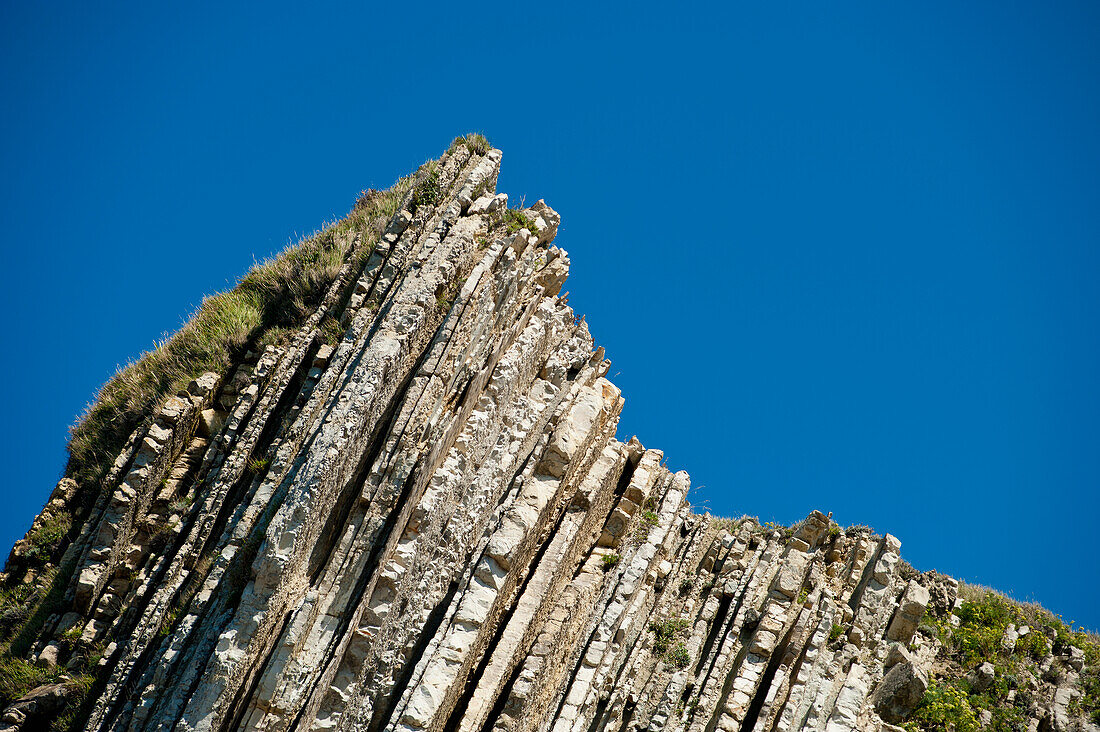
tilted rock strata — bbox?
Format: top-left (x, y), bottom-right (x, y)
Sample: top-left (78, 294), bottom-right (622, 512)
top-left (2, 140), bottom-right (1096, 732)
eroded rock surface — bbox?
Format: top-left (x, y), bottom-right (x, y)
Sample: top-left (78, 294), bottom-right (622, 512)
top-left (1, 139), bottom-right (1096, 732)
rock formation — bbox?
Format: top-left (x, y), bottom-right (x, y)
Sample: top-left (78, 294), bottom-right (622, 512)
top-left (1, 136), bottom-right (1096, 732)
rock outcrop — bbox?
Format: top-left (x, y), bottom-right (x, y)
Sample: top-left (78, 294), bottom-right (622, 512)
top-left (1, 136), bottom-right (1096, 732)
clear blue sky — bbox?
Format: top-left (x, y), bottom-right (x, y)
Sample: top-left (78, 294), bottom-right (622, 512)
top-left (2, 2), bottom-right (1097, 628)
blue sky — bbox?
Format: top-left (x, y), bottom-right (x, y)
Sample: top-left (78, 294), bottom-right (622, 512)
top-left (1, 2), bottom-right (1097, 628)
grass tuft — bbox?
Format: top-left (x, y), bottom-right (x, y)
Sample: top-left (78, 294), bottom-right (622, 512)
top-left (450, 133), bottom-right (492, 156)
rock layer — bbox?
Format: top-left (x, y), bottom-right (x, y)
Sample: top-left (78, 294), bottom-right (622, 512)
top-left (2, 139), bottom-right (1096, 732)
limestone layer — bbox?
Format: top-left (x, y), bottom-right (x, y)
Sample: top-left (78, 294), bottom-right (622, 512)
top-left (2, 141), bottom-right (1095, 732)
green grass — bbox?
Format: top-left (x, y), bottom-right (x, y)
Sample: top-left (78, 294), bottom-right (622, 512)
top-left (601, 553), bottom-right (621, 570)
top-left (0, 656), bottom-right (54, 707)
top-left (256, 325), bottom-right (294, 351)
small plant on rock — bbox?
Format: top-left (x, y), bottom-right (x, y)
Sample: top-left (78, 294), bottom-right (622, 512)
top-left (666, 643), bottom-right (691, 669)
top-left (503, 209), bottom-right (537, 235)
top-left (601, 553), bottom-right (621, 570)
top-left (25, 513), bottom-right (72, 561)
top-left (414, 162), bottom-right (441, 208)
top-left (649, 617), bottom-right (690, 655)
top-left (319, 316), bottom-right (344, 347)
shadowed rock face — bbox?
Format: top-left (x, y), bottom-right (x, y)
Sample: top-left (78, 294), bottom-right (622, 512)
top-left (2, 141), bottom-right (1095, 732)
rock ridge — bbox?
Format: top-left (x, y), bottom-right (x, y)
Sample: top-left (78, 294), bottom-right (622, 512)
top-left (1, 136), bottom-right (1096, 732)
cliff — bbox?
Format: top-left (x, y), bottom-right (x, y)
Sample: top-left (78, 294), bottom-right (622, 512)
top-left (1, 136), bottom-right (1096, 732)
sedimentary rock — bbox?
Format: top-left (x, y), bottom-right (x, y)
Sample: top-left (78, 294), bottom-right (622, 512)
top-left (0, 136), bottom-right (1096, 732)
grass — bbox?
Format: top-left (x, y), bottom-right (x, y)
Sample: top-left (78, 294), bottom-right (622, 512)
top-left (5, 564), bottom-right (68, 658)
top-left (414, 161), bottom-right (441, 209)
top-left (0, 641), bottom-right (102, 732)
top-left (601, 553), bottom-right (621, 570)
top-left (167, 495), bottom-right (193, 515)
top-left (256, 325), bottom-right (293, 351)
top-left (319, 315), bottom-right (344, 347)
top-left (449, 133), bottom-right (491, 156)
top-left (0, 656), bottom-right (55, 707)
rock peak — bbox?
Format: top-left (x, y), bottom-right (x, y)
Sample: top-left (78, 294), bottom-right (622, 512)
top-left (1, 136), bottom-right (1096, 732)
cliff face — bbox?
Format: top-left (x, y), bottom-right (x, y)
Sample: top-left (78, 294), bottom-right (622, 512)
top-left (2, 138), bottom-right (1096, 732)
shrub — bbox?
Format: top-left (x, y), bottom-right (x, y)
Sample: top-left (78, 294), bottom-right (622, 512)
top-left (503, 209), bottom-right (537, 235)
top-left (601, 554), bottom-right (621, 570)
top-left (828, 623), bottom-right (845, 643)
top-left (904, 679), bottom-right (980, 732)
top-left (25, 512), bottom-right (72, 561)
top-left (1016, 629), bottom-right (1049, 660)
top-left (948, 591), bottom-right (1017, 665)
